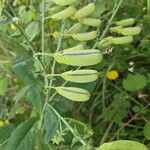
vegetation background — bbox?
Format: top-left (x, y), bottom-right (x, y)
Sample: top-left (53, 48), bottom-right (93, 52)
top-left (0, 0), bottom-right (150, 149)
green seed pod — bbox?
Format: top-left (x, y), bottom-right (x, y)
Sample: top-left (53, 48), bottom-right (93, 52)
top-left (49, 5), bottom-right (63, 14)
top-left (73, 3), bottom-right (95, 19)
top-left (52, 0), bottom-right (77, 6)
top-left (53, 49), bottom-right (103, 66)
top-left (51, 6), bottom-right (76, 20)
top-left (97, 140), bottom-right (148, 150)
top-left (63, 44), bottom-right (84, 52)
top-left (118, 27), bottom-right (141, 35)
top-left (115, 18), bottom-right (135, 26)
top-left (98, 36), bottom-right (113, 47)
top-left (111, 36), bottom-right (133, 45)
top-left (71, 31), bottom-right (97, 41)
top-left (110, 26), bottom-right (122, 33)
top-left (81, 18), bottom-right (102, 27)
top-left (67, 23), bottom-right (82, 34)
top-left (54, 87), bottom-right (90, 101)
top-left (61, 69), bottom-right (99, 83)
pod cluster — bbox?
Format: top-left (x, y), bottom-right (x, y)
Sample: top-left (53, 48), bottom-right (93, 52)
top-left (49, 1), bottom-right (102, 41)
top-left (47, 1), bottom-right (103, 102)
top-left (98, 18), bottom-right (142, 47)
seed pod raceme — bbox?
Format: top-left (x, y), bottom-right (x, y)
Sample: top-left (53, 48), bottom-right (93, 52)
top-left (80, 18), bottom-right (102, 27)
top-left (53, 49), bottom-right (103, 66)
top-left (52, 0), bottom-right (77, 6)
top-left (98, 36), bottom-right (113, 48)
top-left (115, 18), bottom-right (135, 27)
top-left (51, 6), bottom-right (76, 20)
top-left (60, 69), bottom-right (99, 83)
top-left (111, 36), bottom-right (133, 45)
top-left (117, 27), bottom-right (142, 36)
top-left (67, 23), bottom-right (82, 34)
top-left (53, 87), bottom-right (90, 101)
top-left (71, 31), bottom-right (97, 41)
top-left (96, 140), bottom-right (148, 150)
top-left (63, 44), bottom-right (84, 52)
top-left (73, 3), bottom-right (95, 19)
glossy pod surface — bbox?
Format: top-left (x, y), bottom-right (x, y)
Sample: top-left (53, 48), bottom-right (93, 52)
top-left (81, 18), bottom-right (102, 27)
top-left (61, 69), bottom-right (99, 83)
top-left (54, 87), bottom-right (90, 101)
top-left (51, 6), bottom-right (76, 20)
top-left (115, 18), bottom-right (135, 26)
top-left (54, 49), bottom-right (103, 66)
top-left (118, 27), bottom-right (141, 36)
top-left (71, 31), bottom-right (97, 41)
top-left (52, 0), bottom-right (77, 6)
top-left (111, 36), bottom-right (133, 44)
top-left (73, 3), bottom-right (95, 19)
top-left (97, 140), bottom-right (148, 150)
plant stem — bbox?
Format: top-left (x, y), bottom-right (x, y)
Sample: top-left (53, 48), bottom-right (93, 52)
top-left (38, 23), bottom-right (65, 129)
top-left (100, 121), bottom-right (114, 145)
top-left (41, 0), bottom-right (45, 63)
top-left (109, 82), bottom-right (143, 107)
top-left (148, 0), bottom-right (150, 17)
top-left (93, 0), bottom-right (123, 48)
top-left (46, 103), bottom-right (87, 146)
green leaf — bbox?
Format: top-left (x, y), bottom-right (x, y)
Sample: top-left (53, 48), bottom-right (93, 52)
top-left (13, 85), bottom-right (31, 104)
top-left (36, 132), bottom-right (52, 150)
top-left (123, 73), bottom-right (147, 91)
top-left (26, 84), bottom-right (42, 112)
top-left (25, 22), bottom-right (39, 41)
top-left (143, 121), bottom-right (150, 140)
top-left (0, 124), bottom-right (14, 144)
top-left (7, 117), bottom-right (37, 150)
top-left (0, 78), bottom-right (8, 96)
top-left (18, 6), bottom-right (33, 24)
top-left (44, 106), bottom-right (59, 143)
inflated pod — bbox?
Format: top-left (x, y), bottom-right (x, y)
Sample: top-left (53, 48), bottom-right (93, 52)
top-left (117, 27), bottom-right (141, 35)
top-left (67, 23), bottom-right (82, 34)
top-left (54, 87), bottom-right (90, 101)
top-left (111, 36), bottom-right (133, 44)
top-left (71, 31), bottom-right (97, 41)
top-left (110, 26), bottom-right (122, 33)
top-left (96, 140), bottom-right (148, 150)
top-left (61, 69), bottom-right (99, 83)
top-left (49, 6), bottom-right (63, 14)
top-left (73, 3), bottom-right (95, 19)
top-left (51, 6), bottom-right (76, 20)
top-left (63, 44), bottom-right (84, 52)
top-left (53, 49), bottom-right (103, 66)
top-left (115, 18), bottom-right (135, 26)
top-left (52, 0), bottom-right (77, 6)
top-left (80, 18), bottom-right (102, 27)
top-left (98, 36), bottom-right (113, 47)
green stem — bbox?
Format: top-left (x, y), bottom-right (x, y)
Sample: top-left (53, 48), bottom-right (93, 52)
top-left (46, 103), bottom-right (87, 146)
top-left (93, 0), bottom-right (123, 48)
top-left (41, 0), bottom-right (45, 63)
top-left (109, 82), bottom-right (143, 107)
top-left (38, 23), bottom-right (65, 129)
top-left (148, 0), bottom-right (150, 17)
top-left (100, 121), bottom-right (114, 145)
top-left (34, 53), bottom-right (54, 57)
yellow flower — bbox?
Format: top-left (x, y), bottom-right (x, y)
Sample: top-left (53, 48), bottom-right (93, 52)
top-left (10, 24), bottom-right (17, 30)
top-left (0, 120), bottom-right (4, 127)
top-left (106, 70), bottom-right (119, 80)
